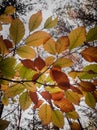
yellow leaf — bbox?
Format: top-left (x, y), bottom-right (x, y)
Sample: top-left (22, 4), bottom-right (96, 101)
top-left (85, 92), bottom-right (96, 108)
top-left (16, 45), bottom-right (36, 59)
top-left (45, 56), bottom-right (55, 66)
top-left (23, 82), bottom-right (37, 92)
top-left (0, 14), bottom-right (12, 23)
top-left (1, 84), bottom-right (8, 91)
top-left (54, 58), bottom-right (73, 68)
top-left (4, 6), bottom-right (16, 15)
top-left (29, 11), bottom-right (42, 32)
top-left (10, 18), bottom-right (25, 44)
top-left (69, 27), bottom-right (86, 50)
top-left (2, 95), bottom-right (9, 106)
top-left (56, 36), bottom-right (70, 53)
top-left (45, 86), bottom-right (63, 93)
top-left (44, 16), bottom-right (58, 29)
top-left (43, 38), bottom-right (56, 54)
top-left (66, 111), bottom-right (79, 120)
top-left (19, 91), bottom-right (32, 110)
top-left (38, 104), bottom-right (52, 125)
top-left (0, 36), bottom-right (8, 54)
top-left (66, 90), bottom-right (80, 105)
top-left (26, 31), bottom-right (51, 46)
top-left (52, 110), bottom-right (64, 128)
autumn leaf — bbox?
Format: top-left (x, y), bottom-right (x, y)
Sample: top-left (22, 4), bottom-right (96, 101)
top-left (41, 91), bottom-right (51, 101)
top-left (44, 16), bottom-right (58, 29)
top-left (0, 36), bottom-right (8, 54)
top-left (23, 82), bottom-right (37, 92)
top-left (54, 58), bottom-right (73, 68)
top-left (56, 36), bottom-right (70, 53)
top-left (26, 31), bottom-right (51, 46)
top-left (85, 92), bottom-right (96, 108)
top-left (45, 86), bottom-right (63, 93)
top-left (81, 46), bottom-right (97, 62)
top-left (86, 26), bottom-right (97, 42)
top-left (33, 100), bottom-right (44, 109)
top-left (43, 38), bottom-right (57, 54)
top-left (45, 56), bottom-right (55, 66)
top-left (70, 86), bottom-right (82, 95)
top-left (3, 39), bottom-right (13, 50)
top-left (65, 90), bottom-right (80, 105)
top-left (51, 91), bottom-right (64, 101)
top-left (29, 11), bottom-right (42, 32)
top-left (0, 14), bottom-right (12, 23)
top-left (16, 45), bottom-right (36, 59)
top-left (93, 90), bottom-right (97, 101)
top-left (69, 27), bottom-right (86, 50)
top-left (0, 119), bottom-right (10, 130)
top-left (21, 59), bottom-right (35, 70)
top-left (34, 56), bottom-right (46, 71)
top-left (4, 6), bottom-right (16, 15)
top-left (19, 91), bottom-right (32, 110)
top-left (52, 110), bottom-right (64, 128)
top-left (10, 18), bottom-right (25, 44)
top-left (50, 68), bottom-right (70, 90)
top-left (70, 122), bottom-right (81, 130)
top-left (2, 95), bottom-right (9, 106)
top-left (0, 22), bottom-right (2, 31)
top-left (29, 91), bottom-right (38, 104)
top-left (54, 98), bottom-right (75, 112)
top-left (66, 111), bottom-right (79, 120)
top-left (38, 104), bottom-right (52, 125)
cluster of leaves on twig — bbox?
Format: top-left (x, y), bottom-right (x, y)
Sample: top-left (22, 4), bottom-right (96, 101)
top-left (0, 5), bottom-right (97, 130)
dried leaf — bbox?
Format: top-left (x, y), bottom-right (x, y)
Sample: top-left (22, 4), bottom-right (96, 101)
top-left (51, 91), bottom-right (64, 101)
top-left (41, 91), bottom-right (51, 100)
top-left (21, 59), bottom-right (35, 70)
top-left (4, 6), bottom-right (16, 15)
top-left (29, 91), bottom-right (38, 104)
top-left (0, 14), bottom-right (12, 23)
top-left (0, 36), bottom-right (8, 54)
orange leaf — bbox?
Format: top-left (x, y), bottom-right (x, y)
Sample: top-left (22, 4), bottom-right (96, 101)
top-left (41, 91), bottom-right (51, 100)
top-left (70, 122), bottom-right (81, 130)
top-left (29, 91), bottom-right (38, 104)
top-left (34, 56), bottom-right (46, 71)
top-left (50, 68), bottom-right (70, 90)
top-left (21, 59), bottom-right (35, 70)
top-left (33, 100), bottom-right (44, 109)
top-left (51, 91), bottom-right (64, 101)
top-left (81, 46), bottom-right (97, 62)
top-left (54, 98), bottom-right (75, 112)
top-left (32, 73), bottom-right (40, 81)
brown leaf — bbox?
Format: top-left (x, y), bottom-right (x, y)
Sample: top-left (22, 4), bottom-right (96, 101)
top-left (29, 91), bottom-right (38, 104)
top-left (34, 56), bottom-right (46, 71)
top-left (33, 100), bottom-right (44, 109)
top-left (21, 59), bottom-right (35, 70)
top-left (70, 86), bottom-right (83, 94)
top-left (41, 91), bottom-right (51, 101)
top-left (4, 39), bottom-right (13, 49)
top-left (51, 91), bottom-right (64, 101)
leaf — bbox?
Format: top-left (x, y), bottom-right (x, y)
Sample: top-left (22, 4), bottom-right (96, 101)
top-left (54, 58), bottom-right (73, 68)
top-left (45, 56), bottom-right (55, 66)
top-left (81, 46), bottom-right (97, 62)
top-left (5, 84), bottom-right (25, 97)
top-left (0, 36), bottom-right (8, 54)
top-left (29, 91), bottom-right (38, 104)
top-left (23, 82), bottom-right (37, 92)
top-left (10, 18), bottom-right (25, 44)
top-left (4, 39), bottom-right (13, 49)
top-left (29, 11), bottom-right (42, 32)
top-left (0, 119), bottom-right (10, 130)
top-left (41, 91), bottom-right (51, 100)
top-left (34, 56), bottom-right (46, 71)
top-left (26, 31), bottom-right (51, 46)
top-left (19, 91), bottom-right (32, 110)
top-left (70, 86), bottom-right (82, 95)
top-left (68, 71), bottom-right (83, 79)
top-left (0, 14), bottom-right (12, 23)
top-left (45, 86), bottom-right (63, 93)
top-left (86, 26), bottom-right (97, 42)
top-left (4, 6), bottom-right (16, 15)
top-left (70, 122), bottom-right (81, 130)
top-left (65, 90), bottom-right (80, 105)
top-left (51, 91), bottom-right (64, 101)
top-left (19, 66), bottom-right (36, 80)
top-left (85, 92), bottom-right (96, 108)
top-left (2, 95), bottom-right (9, 106)
top-left (16, 45), bottom-right (36, 59)
top-left (50, 68), bottom-right (70, 90)
top-left (56, 36), bottom-right (70, 53)
top-left (66, 111), bottom-right (79, 120)
top-left (38, 104), bottom-right (52, 125)
top-left (44, 16), bottom-right (58, 29)
top-left (93, 90), bottom-right (97, 101)
top-left (0, 22), bottom-right (2, 31)
top-left (33, 100), bottom-right (44, 109)
top-left (21, 59), bottom-right (35, 70)
top-left (78, 81), bottom-right (96, 92)
top-left (52, 110), bottom-right (64, 128)
top-left (43, 38), bottom-right (56, 54)
top-left (0, 57), bottom-right (16, 77)
top-left (69, 27), bottom-right (86, 50)
top-left (54, 98), bottom-right (75, 113)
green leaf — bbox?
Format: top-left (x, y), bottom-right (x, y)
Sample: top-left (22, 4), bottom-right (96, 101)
top-left (69, 27), bottom-right (86, 50)
top-left (19, 91), bottom-right (32, 110)
top-left (0, 119), bottom-right (10, 130)
top-left (44, 16), bottom-right (58, 29)
top-left (5, 84), bottom-right (25, 97)
top-left (66, 111), bottom-right (79, 120)
top-left (29, 11), bottom-right (42, 32)
top-left (54, 58), bottom-right (73, 68)
top-left (85, 92), bottom-right (96, 108)
top-left (0, 57), bottom-right (16, 77)
top-left (39, 104), bottom-right (52, 125)
top-left (16, 45), bottom-right (36, 59)
top-left (20, 66), bottom-right (36, 80)
top-left (86, 26), bottom-right (97, 42)
top-left (52, 110), bottom-right (64, 128)
top-left (10, 18), bottom-right (25, 44)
